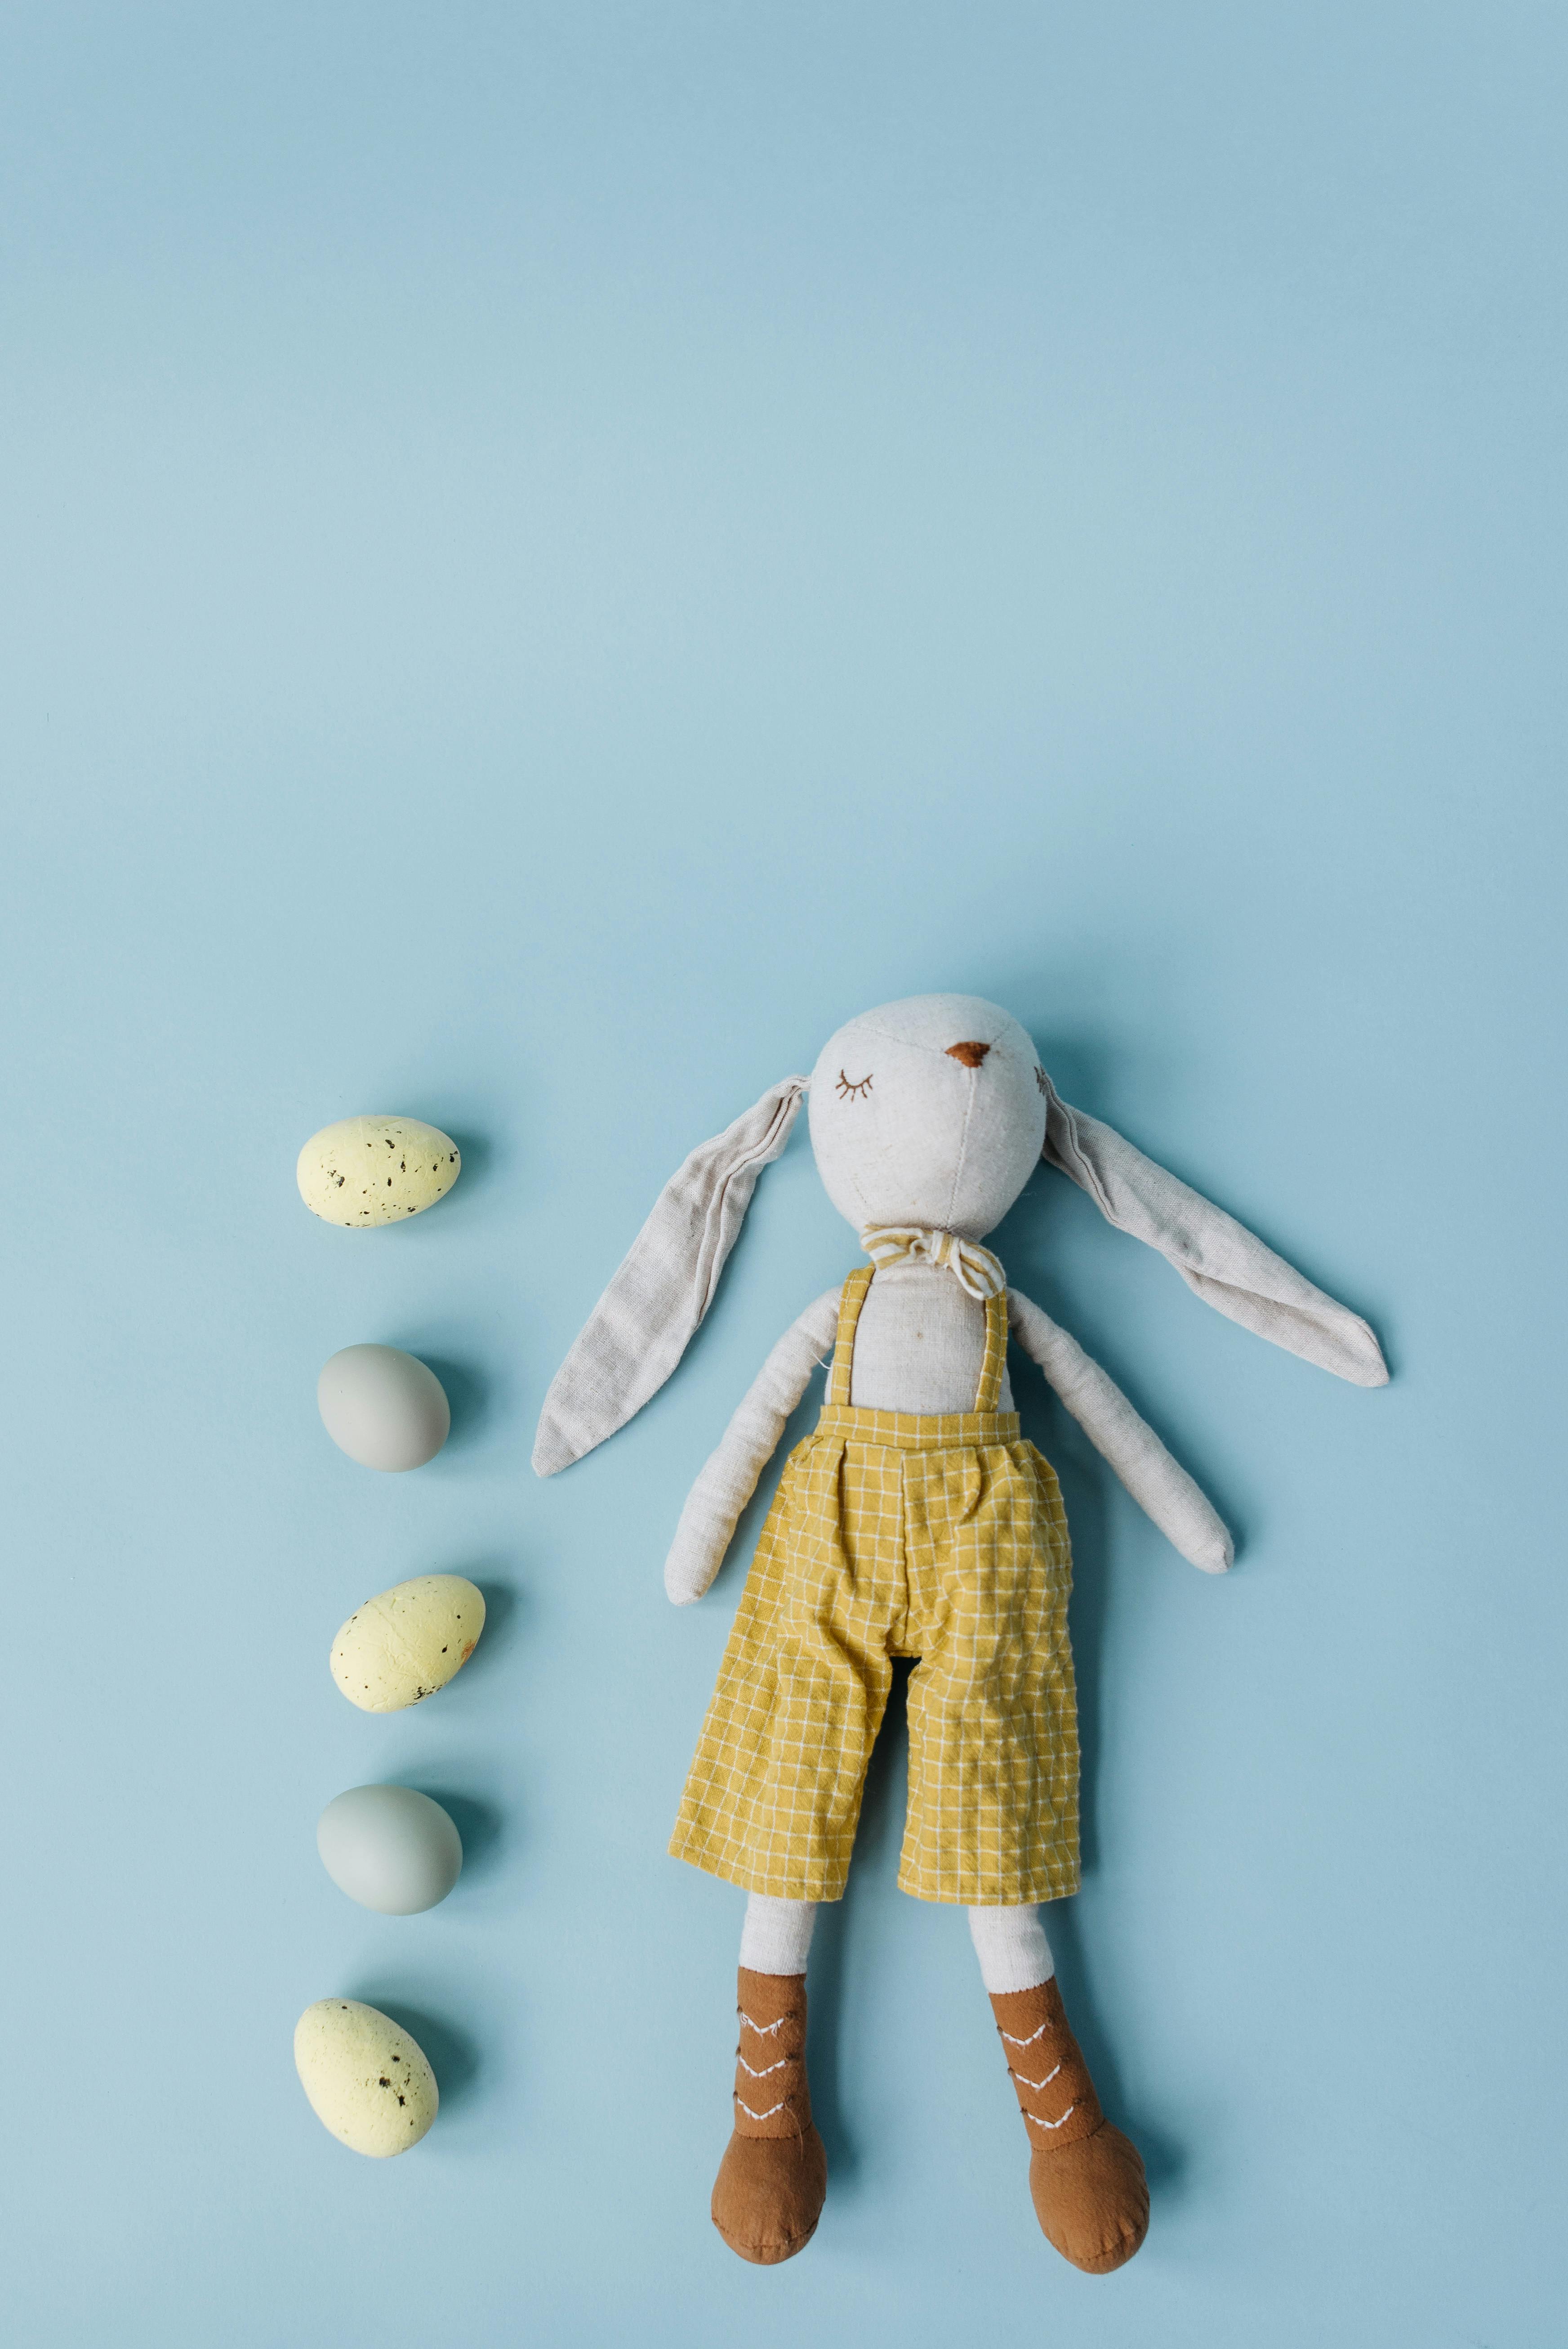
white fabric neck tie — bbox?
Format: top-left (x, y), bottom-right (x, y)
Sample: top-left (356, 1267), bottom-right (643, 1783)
top-left (860, 1225), bottom-right (1007, 1301)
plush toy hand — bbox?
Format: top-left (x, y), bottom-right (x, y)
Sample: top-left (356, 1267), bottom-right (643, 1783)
top-left (664, 1522), bottom-right (726, 1606)
top-left (661, 1285), bottom-right (842, 1606)
top-left (1008, 1288), bottom-right (1234, 1572)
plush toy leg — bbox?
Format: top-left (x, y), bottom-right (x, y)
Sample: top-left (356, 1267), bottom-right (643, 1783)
top-left (739, 1891), bottom-right (817, 1976)
top-left (989, 1975), bottom-right (1149, 2273)
top-left (710, 1966), bottom-right (828, 2265)
top-left (968, 1901), bottom-right (1056, 1993)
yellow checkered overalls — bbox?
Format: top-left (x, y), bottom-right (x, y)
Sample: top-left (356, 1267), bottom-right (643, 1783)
top-left (670, 1266), bottom-right (1080, 1905)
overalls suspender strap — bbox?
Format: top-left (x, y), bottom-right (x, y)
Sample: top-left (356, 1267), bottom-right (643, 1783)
top-left (828, 1264), bottom-right (1009, 1413)
top-left (974, 1281), bottom-right (1009, 1412)
top-left (825, 1268), bottom-right (872, 1406)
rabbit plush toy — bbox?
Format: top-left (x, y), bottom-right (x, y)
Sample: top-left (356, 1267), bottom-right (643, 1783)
top-left (535, 994), bottom-right (1386, 2271)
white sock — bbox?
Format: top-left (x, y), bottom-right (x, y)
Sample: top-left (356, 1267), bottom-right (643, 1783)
top-left (968, 1904), bottom-right (1055, 1995)
top-left (739, 1893), bottom-right (818, 1976)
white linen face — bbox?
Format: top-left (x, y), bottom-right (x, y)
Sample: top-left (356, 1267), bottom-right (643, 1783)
top-left (807, 993), bottom-right (1047, 1240)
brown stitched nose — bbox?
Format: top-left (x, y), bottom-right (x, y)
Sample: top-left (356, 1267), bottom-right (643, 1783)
top-left (946, 1040), bottom-right (990, 1068)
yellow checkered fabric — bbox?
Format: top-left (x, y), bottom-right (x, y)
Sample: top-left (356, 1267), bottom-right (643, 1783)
top-left (669, 1266), bottom-right (1079, 1905)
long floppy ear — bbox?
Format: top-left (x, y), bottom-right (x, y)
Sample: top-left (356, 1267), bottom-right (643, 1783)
top-left (532, 1076), bottom-right (810, 1475)
top-left (1041, 1078), bottom-right (1388, 1387)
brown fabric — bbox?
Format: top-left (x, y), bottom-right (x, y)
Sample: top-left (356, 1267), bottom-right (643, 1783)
top-left (711, 1970), bottom-right (827, 2265)
top-left (945, 1041), bottom-right (991, 1067)
top-left (990, 1978), bottom-right (1149, 2273)
top-left (730, 1967), bottom-right (813, 2137)
top-left (1028, 2123), bottom-right (1149, 2274)
top-left (990, 1976), bottom-right (1103, 2148)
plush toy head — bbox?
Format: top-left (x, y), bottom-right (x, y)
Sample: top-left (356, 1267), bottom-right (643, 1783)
top-left (808, 994), bottom-right (1046, 1242)
top-left (532, 990), bottom-right (1387, 1477)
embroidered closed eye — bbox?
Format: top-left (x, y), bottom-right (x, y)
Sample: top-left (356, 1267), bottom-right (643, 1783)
top-left (835, 1070), bottom-right (873, 1101)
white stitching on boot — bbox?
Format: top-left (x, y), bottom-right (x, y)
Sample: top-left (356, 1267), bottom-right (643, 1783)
top-left (998, 2019), bottom-right (1057, 2049)
top-left (1009, 2062), bottom-right (1062, 2092)
top-left (735, 2096), bottom-right (790, 2121)
top-left (1024, 2102), bottom-right (1079, 2131)
top-left (737, 2053), bottom-right (790, 2079)
top-left (737, 2010), bottom-right (790, 2037)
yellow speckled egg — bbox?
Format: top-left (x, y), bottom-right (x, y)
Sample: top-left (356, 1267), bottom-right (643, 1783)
top-left (330, 1574), bottom-right (486, 1713)
top-left (294, 1999), bottom-right (438, 2157)
top-left (297, 1116), bottom-right (460, 1226)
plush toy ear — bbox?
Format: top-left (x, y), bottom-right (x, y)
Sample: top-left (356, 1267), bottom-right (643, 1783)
top-left (1040, 1078), bottom-right (1388, 1387)
top-left (532, 1076), bottom-right (810, 1475)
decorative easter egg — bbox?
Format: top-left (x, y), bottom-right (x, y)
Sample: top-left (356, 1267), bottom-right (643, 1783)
top-left (316, 1784), bottom-right (464, 1914)
top-left (330, 1574), bottom-right (486, 1713)
top-left (317, 1345), bottom-right (450, 1471)
top-left (296, 1116), bottom-right (461, 1227)
top-left (294, 1998), bottom-right (439, 2157)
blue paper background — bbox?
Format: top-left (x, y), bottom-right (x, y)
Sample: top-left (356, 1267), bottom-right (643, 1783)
top-left (4, 7), bottom-right (1564, 2343)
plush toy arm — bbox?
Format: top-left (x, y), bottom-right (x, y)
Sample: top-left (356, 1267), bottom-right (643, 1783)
top-left (1007, 1288), bottom-right (1234, 1573)
top-left (663, 1284), bottom-right (844, 1605)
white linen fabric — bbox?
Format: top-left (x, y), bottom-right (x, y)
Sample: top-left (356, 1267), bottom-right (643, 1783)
top-left (534, 992), bottom-right (1386, 1481)
top-left (739, 1892), bottom-right (819, 1976)
top-left (664, 1285), bottom-right (842, 1604)
top-left (737, 1891), bottom-right (1053, 1988)
top-left (808, 994), bottom-right (1047, 1239)
top-left (662, 1263), bottom-right (1227, 1604)
top-left (532, 1076), bottom-right (809, 1477)
top-left (1041, 1075), bottom-right (1388, 1388)
top-left (846, 1260), bottom-right (1015, 1413)
top-left (968, 1903), bottom-right (1056, 1994)
top-left (860, 1224), bottom-right (1007, 1299)
top-left (1007, 1289), bottom-right (1232, 1572)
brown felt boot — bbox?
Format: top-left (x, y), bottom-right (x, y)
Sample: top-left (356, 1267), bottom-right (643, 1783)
top-left (710, 1968), bottom-right (828, 2265)
top-left (991, 1977), bottom-right (1149, 2273)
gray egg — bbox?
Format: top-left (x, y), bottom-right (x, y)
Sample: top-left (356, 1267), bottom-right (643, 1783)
top-left (317, 1344), bottom-right (450, 1471)
top-left (317, 1784), bottom-right (464, 1915)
